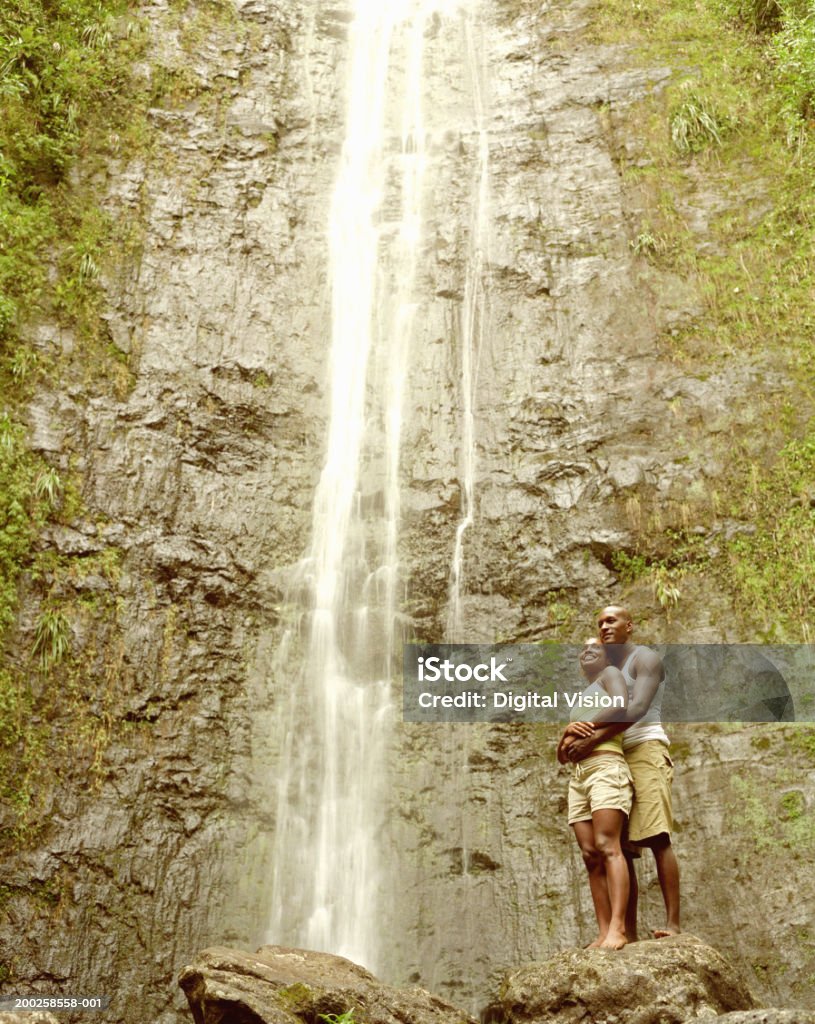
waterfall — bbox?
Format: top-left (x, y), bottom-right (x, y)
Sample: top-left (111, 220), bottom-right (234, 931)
top-left (446, 13), bottom-right (490, 642)
top-left (265, 0), bottom-right (489, 973)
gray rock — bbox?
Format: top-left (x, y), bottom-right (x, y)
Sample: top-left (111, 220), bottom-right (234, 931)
top-left (0, 1015), bottom-right (59, 1024)
top-left (712, 1014), bottom-right (815, 1023)
top-left (484, 935), bottom-right (756, 1024)
top-left (178, 945), bottom-right (477, 1024)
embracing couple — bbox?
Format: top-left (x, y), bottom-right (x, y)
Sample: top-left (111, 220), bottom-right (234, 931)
top-left (556, 606), bottom-right (680, 950)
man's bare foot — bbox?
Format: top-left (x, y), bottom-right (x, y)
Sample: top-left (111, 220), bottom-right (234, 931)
top-left (653, 926), bottom-right (680, 939)
top-left (600, 930), bottom-right (627, 950)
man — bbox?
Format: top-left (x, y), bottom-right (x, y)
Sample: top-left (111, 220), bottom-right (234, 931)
top-left (565, 606), bottom-right (681, 939)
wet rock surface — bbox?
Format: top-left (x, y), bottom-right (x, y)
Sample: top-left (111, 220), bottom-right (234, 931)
top-left (179, 945), bottom-right (478, 1024)
top-left (484, 935), bottom-right (756, 1024)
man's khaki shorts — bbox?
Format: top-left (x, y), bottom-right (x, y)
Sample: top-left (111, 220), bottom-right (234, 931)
top-left (626, 739), bottom-right (674, 842)
top-left (568, 753), bottom-right (634, 825)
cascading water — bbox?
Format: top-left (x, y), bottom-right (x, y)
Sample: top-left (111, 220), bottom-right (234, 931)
top-left (446, 13), bottom-right (490, 642)
top-left (265, 0), bottom-right (489, 974)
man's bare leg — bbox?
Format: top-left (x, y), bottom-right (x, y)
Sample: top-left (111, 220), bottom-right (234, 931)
top-left (591, 808), bottom-right (629, 950)
top-left (624, 850), bottom-right (638, 942)
top-left (649, 833), bottom-right (680, 937)
top-left (572, 820), bottom-right (611, 947)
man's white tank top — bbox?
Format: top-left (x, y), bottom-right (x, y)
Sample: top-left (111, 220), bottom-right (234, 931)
top-left (620, 646), bottom-right (670, 750)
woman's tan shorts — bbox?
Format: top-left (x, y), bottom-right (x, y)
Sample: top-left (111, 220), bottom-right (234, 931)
top-left (568, 754), bottom-right (634, 824)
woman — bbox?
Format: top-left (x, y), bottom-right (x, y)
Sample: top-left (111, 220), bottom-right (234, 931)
top-left (557, 639), bottom-right (633, 949)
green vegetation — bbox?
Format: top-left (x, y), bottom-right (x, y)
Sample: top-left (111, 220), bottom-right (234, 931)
top-left (724, 433), bottom-right (815, 634)
top-left (0, 0), bottom-right (148, 344)
top-left (0, 415), bottom-right (59, 635)
top-left (0, 0), bottom-right (256, 848)
top-left (0, 0), bottom-right (147, 635)
top-left (0, 0), bottom-right (151, 844)
top-left (731, 774), bottom-right (815, 853)
top-left (787, 723), bottom-right (815, 763)
top-left (318, 1010), bottom-right (358, 1024)
top-left (669, 85), bottom-right (728, 152)
top-left (591, 0), bottom-right (815, 639)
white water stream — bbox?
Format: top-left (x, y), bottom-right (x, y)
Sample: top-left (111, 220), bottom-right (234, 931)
top-left (446, 13), bottom-right (490, 642)
top-left (266, 0), bottom-right (489, 972)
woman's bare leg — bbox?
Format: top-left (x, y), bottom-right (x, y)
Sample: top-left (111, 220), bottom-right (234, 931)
top-left (572, 819), bottom-right (611, 946)
top-left (591, 808), bottom-right (629, 949)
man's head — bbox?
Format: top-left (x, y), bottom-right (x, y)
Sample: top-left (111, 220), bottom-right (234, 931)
top-left (597, 606), bottom-right (634, 646)
top-left (578, 637), bottom-right (608, 681)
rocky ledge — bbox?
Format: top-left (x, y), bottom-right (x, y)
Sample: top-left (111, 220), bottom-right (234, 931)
top-left (485, 934), bottom-right (755, 1024)
top-left (180, 939), bottom-right (815, 1024)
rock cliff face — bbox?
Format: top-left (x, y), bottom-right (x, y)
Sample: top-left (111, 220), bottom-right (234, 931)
top-left (375, 0), bottom-right (815, 1009)
top-left (4, 0), bottom-right (335, 1019)
top-left (2, 0), bottom-right (813, 1021)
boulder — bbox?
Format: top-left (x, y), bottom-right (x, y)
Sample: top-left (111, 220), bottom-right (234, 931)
top-left (483, 935), bottom-right (757, 1024)
top-left (712, 1014), bottom-right (815, 1023)
top-left (0, 1015), bottom-right (59, 1024)
top-left (178, 945), bottom-right (477, 1024)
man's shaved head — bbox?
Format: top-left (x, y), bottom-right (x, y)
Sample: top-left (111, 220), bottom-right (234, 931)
top-left (597, 606), bottom-right (634, 647)
top-left (600, 605), bottom-right (632, 623)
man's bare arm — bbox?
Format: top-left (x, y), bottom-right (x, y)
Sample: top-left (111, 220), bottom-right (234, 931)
top-left (573, 650), bottom-right (663, 731)
top-left (574, 666), bottom-right (628, 727)
top-left (626, 647), bottom-right (663, 720)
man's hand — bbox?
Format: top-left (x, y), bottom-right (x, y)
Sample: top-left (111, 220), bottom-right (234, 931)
top-left (566, 733), bottom-right (600, 762)
top-left (557, 722), bottom-right (594, 764)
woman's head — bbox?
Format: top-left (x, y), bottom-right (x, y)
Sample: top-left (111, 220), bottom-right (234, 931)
top-left (578, 637), bottom-right (608, 680)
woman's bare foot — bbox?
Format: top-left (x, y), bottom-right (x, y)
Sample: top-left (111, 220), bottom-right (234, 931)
top-left (584, 935), bottom-right (606, 948)
top-left (600, 929), bottom-right (627, 950)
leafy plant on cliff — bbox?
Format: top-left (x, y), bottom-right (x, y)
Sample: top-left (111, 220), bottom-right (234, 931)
top-left (0, 415), bottom-right (56, 636)
top-left (319, 1010), bottom-right (358, 1024)
top-left (32, 608), bottom-right (71, 670)
top-left (669, 86), bottom-right (728, 152)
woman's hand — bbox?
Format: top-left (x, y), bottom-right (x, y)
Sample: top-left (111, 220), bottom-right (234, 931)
top-left (565, 721), bottom-right (595, 739)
